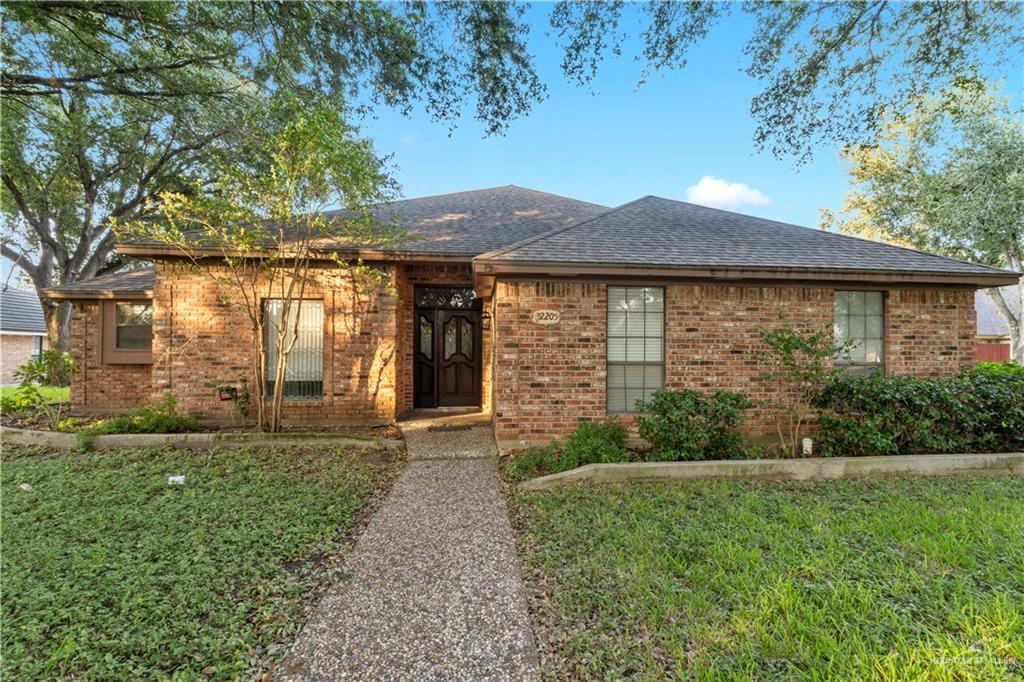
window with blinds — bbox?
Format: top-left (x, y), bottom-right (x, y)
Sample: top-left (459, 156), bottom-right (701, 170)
top-left (607, 286), bottom-right (665, 413)
top-left (264, 299), bottom-right (324, 399)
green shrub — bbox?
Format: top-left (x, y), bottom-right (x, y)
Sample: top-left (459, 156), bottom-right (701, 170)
top-left (637, 389), bottom-right (753, 461)
top-left (81, 396), bottom-right (199, 442)
top-left (560, 419), bottom-right (629, 468)
top-left (965, 361), bottom-right (1024, 378)
top-left (814, 372), bottom-right (1024, 456)
top-left (13, 349), bottom-right (74, 387)
top-left (503, 444), bottom-right (561, 481)
top-left (815, 414), bottom-right (899, 457)
top-left (503, 419), bottom-right (631, 481)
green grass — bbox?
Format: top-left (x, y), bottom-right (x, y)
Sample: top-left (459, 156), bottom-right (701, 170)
top-left (511, 477), bottom-right (1024, 680)
top-left (0, 385), bottom-right (69, 403)
top-left (1, 445), bottom-right (399, 679)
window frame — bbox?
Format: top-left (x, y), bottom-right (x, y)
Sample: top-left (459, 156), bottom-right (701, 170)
top-left (606, 285), bottom-right (665, 414)
top-left (262, 298), bottom-right (325, 402)
top-left (101, 299), bottom-right (153, 364)
top-left (833, 289), bottom-right (886, 376)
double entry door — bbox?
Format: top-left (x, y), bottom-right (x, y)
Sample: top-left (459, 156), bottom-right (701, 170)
top-left (413, 286), bottom-right (482, 408)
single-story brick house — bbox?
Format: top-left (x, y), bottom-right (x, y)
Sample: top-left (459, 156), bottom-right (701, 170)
top-left (1, 287), bottom-right (48, 384)
top-left (44, 186), bottom-right (1019, 447)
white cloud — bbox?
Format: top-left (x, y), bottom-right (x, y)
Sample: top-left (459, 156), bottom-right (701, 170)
top-left (684, 176), bottom-right (772, 211)
top-left (399, 132), bottom-right (424, 146)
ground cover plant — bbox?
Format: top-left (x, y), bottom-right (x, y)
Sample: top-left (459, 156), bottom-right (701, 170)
top-left (75, 396), bottom-right (200, 448)
top-left (1, 445), bottom-right (400, 679)
top-left (501, 420), bottom-right (631, 481)
top-left (510, 477), bottom-right (1024, 680)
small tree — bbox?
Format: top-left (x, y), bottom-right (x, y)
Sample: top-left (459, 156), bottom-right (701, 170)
top-left (756, 315), bottom-right (850, 457)
top-left (824, 80), bottom-right (1024, 361)
top-left (121, 97), bottom-right (400, 431)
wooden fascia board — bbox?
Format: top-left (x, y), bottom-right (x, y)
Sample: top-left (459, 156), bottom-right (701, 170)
top-left (41, 290), bottom-right (153, 301)
top-left (472, 260), bottom-right (1019, 288)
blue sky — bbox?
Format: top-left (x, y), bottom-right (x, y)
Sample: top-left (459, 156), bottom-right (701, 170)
top-left (359, 5), bottom-right (1022, 228)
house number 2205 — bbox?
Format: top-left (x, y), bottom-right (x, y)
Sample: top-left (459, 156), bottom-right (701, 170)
top-left (531, 310), bottom-right (560, 325)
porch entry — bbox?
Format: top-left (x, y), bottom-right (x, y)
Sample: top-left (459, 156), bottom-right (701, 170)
top-left (413, 285), bottom-right (483, 408)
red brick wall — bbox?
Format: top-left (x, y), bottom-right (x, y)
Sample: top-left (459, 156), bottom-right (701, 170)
top-left (150, 262), bottom-right (400, 425)
top-left (492, 281), bottom-right (607, 444)
top-left (492, 280), bottom-right (977, 446)
top-left (886, 288), bottom-right (977, 375)
top-left (68, 301), bottom-right (152, 412)
top-left (68, 260), bottom-right (493, 425)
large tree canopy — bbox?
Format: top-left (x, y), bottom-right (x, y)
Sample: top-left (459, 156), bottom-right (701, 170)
top-left (824, 81), bottom-right (1024, 361)
top-left (551, 1), bottom-right (1023, 161)
top-left (3, 1), bottom-right (1021, 348)
top-left (0, 1), bottom-right (545, 347)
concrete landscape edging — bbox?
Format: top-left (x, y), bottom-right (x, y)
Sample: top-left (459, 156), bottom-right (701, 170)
top-left (517, 452), bottom-right (1024, 492)
top-left (0, 427), bottom-right (403, 451)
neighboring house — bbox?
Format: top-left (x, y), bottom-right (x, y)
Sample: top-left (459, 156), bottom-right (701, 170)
top-left (44, 186), bottom-right (1019, 446)
top-left (1, 287), bottom-right (48, 384)
top-left (974, 286), bottom-right (1019, 362)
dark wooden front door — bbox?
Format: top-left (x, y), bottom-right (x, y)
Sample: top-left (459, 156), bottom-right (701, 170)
top-left (413, 286), bottom-right (482, 408)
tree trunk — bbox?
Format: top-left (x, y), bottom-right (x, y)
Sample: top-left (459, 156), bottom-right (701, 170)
top-left (984, 277), bottom-right (1023, 364)
top-left (1014, 277), bottom-right (1024, 364)
top-left (42, 298), bottom-right (72, 351)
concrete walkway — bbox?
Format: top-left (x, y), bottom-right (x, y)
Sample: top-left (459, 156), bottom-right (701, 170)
top-left (279, 418), bottom-right (540, 681)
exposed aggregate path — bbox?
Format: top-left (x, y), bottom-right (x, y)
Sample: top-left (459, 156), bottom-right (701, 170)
top-left (279, 417), bottom-right (540, 681)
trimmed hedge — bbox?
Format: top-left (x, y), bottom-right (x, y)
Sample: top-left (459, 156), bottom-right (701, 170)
top-left (814, 370), bottom-right (1024, 456)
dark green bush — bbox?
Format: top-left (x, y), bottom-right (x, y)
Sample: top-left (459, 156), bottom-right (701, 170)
top-left (82, 396), bottom-right (199, 440)
top-left (561, 419), bottom-right (629, 467)
top-left (503, 419), bottom-right (630, 481)
top-left (965, 361), bottom-right (1024, 378)
top-left (814, 372), bottom-right (1024, 456)
top-left (637, 389), bottom-right (753, 461)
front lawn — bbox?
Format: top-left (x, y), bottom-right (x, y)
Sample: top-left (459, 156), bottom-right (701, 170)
top-left (0, 385), bottom-right (69, 403)
top-left (1, 445), bottom-right (400, 679)
top-left (511, 477), bottom-right (1024, 680)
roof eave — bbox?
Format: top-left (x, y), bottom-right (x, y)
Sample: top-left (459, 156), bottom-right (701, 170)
top-left (471, 259), bottom-right (1019, 296)
top-left (41, 288), bottom-right (153, 301)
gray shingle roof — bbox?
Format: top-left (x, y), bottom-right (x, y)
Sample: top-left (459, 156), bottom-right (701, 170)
top-left (321, 185), bottom-right (608, 255)
top-left (44, 268), bottom-right (154, 298)
top-left (120, 186), bottom-right (608, 257)
top-left (479, 195), bottom-right (1018, 280)
top-left (0, 287), bottom-right (46, 334)
top-left (976, 286), bottom-right (1018, 337)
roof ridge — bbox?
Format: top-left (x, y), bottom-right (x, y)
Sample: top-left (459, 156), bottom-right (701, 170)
top-left (504, 185), bottom-right (609, 209)
top-left (475, 195), bottom-right (653, 261)
top-left (641, 196), bottom-right (1017, 276)
top-left (88, 266), bottom-right (155, 279)
top-left (321, 185), bottom-right (607, 217)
